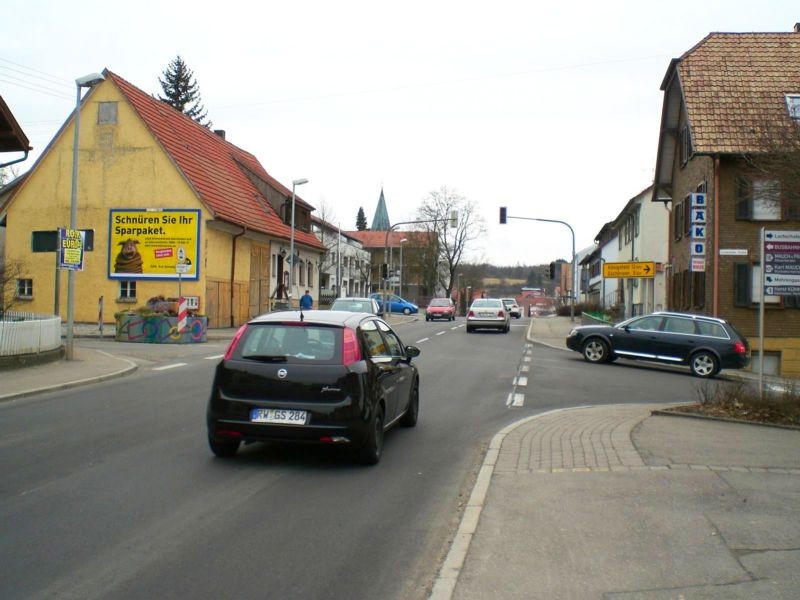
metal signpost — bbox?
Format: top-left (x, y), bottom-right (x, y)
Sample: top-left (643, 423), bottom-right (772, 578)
top-left (760, 229), bottom-right (800, 395)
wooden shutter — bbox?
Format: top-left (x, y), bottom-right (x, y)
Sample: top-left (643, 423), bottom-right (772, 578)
top-left (733, 263), bottom-right (751, 306)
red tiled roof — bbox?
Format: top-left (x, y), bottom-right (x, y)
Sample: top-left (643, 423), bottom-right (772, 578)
top-left (346, 230), bottom-right (434, 249)
top-left (676, 32), bottom-right (800, 154)
top-left (107, 70), bottom-right (323, 250)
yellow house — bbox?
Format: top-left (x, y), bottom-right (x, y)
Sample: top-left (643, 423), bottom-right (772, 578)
top-left (0, 70), bottom-right (325, 328)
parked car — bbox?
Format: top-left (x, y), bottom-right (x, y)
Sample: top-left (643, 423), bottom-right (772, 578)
top-left (330, 297), bottom-right (381, 315)
top-left (369, 293), bottom-right (419, 315)
top-left (501, 298), bottom-right (521, 318)
top-left (426, 297), bottom-right (456, 321)
top-left (565, 311), bottom-right (750, 378)
top-left (207, 310), bottom-right (421, 465)
top-left (466, 298), bottom-right (510, 333)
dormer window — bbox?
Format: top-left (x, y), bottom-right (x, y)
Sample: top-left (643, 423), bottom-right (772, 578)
top-left (787, 94), bottom-right (800, 120)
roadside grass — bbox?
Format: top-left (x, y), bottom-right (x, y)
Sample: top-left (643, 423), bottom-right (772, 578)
top-left (672, 378), bottom-right (800, 427)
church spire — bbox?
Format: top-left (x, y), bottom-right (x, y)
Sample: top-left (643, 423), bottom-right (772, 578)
top-left (370, 187), bottom-right (391, 231)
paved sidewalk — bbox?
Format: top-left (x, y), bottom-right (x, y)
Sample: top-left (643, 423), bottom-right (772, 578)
top-left (432, 404), bottom-right (800, 599)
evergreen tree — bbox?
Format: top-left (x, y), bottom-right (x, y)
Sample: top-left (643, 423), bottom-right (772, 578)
top-left (158, 56), bottom-right (211, 127)
top-left (356, 206), bottom-right (367, 231)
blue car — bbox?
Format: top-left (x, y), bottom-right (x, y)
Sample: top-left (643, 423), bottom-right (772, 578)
top-left (370, 293), bottom-right (419, 315)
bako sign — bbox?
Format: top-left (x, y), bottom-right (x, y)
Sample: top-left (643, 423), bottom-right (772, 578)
top-left (108, 209), bottom-right (201, 280)
top-left (690, 193), bottom-right (706, 272)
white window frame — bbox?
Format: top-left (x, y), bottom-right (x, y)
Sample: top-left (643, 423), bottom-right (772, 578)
top-left (119, 280), bottom-right (137, 300)
top-left (751, 179), bottom-right (781, 221)
top-left (16, 278), bottom-right (33, 298)
top-left (786, 94), bottom-right (800, 120)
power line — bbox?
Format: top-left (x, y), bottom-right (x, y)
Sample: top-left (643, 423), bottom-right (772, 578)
top-left (0, 58), bottom-right (72, 88)
top-left (212, 53), bottom-right (668, 112)
top-left (0, 74), bottom-right (73, 100)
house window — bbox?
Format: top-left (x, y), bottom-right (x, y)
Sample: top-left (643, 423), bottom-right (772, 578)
top-left (736, 176), bottom-right (781, 220)
top-left (307, 262), bottom-right (313, 287)
top-left (119, 280), bottom-right (136, 301)
top-left (734, 263), bottom-right (780, 306)
top-left (786, 94), bottom-right (800, 120)
top-left (16, 278), bottom-right (33, 298)
top-left (98, 101), bottom-right (118, 124)
top-left (298, 259), bottom-right (305, 286)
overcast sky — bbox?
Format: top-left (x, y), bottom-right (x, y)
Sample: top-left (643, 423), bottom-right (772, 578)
top-left (3, 1), bottom-right (798, 266)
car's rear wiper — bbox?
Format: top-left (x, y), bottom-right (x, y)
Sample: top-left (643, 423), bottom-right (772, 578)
top-left (242, 354), bottom-right (288, 362)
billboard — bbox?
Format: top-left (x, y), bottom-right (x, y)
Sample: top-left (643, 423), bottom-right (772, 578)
top-left (108, 209), bottom-right (201, 280)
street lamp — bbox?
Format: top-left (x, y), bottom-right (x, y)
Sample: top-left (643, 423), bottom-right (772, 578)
top-left (399, 238), bottom-right (408, 298)
top-left (288, 177), bottom-right (308, 308)
top-left (66, 72), bottom-right (104, 361)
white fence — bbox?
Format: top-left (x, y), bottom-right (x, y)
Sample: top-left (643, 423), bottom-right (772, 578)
top-left (0, 312), bottom-right (62, 357)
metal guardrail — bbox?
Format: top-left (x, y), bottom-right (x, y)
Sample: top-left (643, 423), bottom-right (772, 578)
top-left (0, 311), bottom-right (62, 356)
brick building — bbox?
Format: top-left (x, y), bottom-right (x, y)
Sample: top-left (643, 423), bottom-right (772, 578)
top-left (653, 27), bottom-right (800, 375)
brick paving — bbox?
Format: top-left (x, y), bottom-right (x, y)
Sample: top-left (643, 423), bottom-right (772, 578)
top-left (494, 405), bottom-right (800, 476)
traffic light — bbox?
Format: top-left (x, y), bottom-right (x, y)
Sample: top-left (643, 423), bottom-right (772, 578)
top-left (499, 206), bottom-right (507, 224)
top-left (548, 261), bottom-right (556, 279)
top-left (381, 263), bottom-right (388, 279)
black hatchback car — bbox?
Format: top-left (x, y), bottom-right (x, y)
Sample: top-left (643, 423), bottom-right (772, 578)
top-left (207, 310), bottom-right (421, 465)
top-left (565, 311), bottom-right (750, 378)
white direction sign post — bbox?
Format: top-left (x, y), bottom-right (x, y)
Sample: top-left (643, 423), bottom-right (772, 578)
top-left (764, 230), bottom-right (800, 295)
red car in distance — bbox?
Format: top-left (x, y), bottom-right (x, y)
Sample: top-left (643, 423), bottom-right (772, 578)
top-left (425, 298), bottom-right (456, 321)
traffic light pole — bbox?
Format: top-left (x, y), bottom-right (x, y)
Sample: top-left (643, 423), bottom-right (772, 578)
top-left (499, 209), bottom-right (576, 322)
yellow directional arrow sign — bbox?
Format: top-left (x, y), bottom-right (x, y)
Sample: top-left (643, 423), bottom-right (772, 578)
top-left (603, 261), bottom-right (655, 279)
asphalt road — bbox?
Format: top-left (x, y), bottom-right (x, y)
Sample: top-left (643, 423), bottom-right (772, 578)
top-left (0, 317), bottom-right (700, 599)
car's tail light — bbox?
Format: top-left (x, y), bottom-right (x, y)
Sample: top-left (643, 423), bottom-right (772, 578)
top-left (215, 429), bottom-right (242, 438)
top-left (468, 310), bottom-right (475, 317)
top-left (498, 310), bottom-right (505, 318)
top-left (223, 324), bottom-right (248, 360)
top-left (733, 341), bottom-right (747, 355)
top-left (342, 327), bottom-right (362, 366)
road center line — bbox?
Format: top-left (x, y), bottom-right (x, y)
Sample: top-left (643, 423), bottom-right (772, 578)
top-left (436, 331), bottom-right (446, 336)
top-left (416, 337), bottom-right (430, 344)
top-left (514, 376), bottom-right (528, 386)
top-left (205, 354), bottom-right (224, 360)
top-left (152, 363), bottom-right (188, 371)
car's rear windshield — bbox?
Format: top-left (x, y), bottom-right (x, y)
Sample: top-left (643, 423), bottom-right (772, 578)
top-left (429, 299), bottom-right (451, 307)
top-left (331, 300), bottom-right (372, 312)
top-left (471, 299), bottom-right (501, 308)
top-left (234, 323), bottom-right (342, 364)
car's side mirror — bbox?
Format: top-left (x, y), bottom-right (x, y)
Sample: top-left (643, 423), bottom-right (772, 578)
top-left (405, 345), bottom-right (421, 359)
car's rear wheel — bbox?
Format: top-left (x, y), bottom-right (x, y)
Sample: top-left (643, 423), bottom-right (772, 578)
top-left (208, 435), bottom-right (240, 458)
top-left (356, 404), bottom-right (385, 465)
top-left (690, 351), bottom-right (719, 378)
top-left (466, 325), bottom-right (473, 333)
top-left (400, 381), bottom-right (419, 427)
top-left (403, 307), bottom-right (411, 315)
top-left (582, 338), bottom-right (610, 363)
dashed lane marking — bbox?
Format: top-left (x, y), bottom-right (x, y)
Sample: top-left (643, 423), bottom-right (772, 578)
top-left (506, 393), bottom-right (525, 407)
top-left (436, 331), bottom-right (446, 336)
top-left (152, 363), bottom-right (188, 371)
top-left (417, 337), bottom-right (430, 344)
top-left (513, 376), bottom-right (528, 387)
top-left (205, 354), bottom-right (224, 360)
top-left (520, 365), bottom-right (529, 373)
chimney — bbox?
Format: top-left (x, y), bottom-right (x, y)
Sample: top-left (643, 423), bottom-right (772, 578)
top-left (213, 129), bottom-right (226, 140)
top-left (795, 22), bottom-right (800, 33)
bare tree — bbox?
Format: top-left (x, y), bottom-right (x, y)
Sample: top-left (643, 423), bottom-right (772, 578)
top-left (742, 111), bottom-right (800, 218)
top-left (415, 186), bottom-right (485, 298)
top-left (0, 259), bottom-right (28, 318)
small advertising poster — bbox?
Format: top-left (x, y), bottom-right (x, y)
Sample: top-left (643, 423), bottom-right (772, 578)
top-left (59, 228), bottom-right (85, 271)
top-left (108, 209), bottom-right (201, 280)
